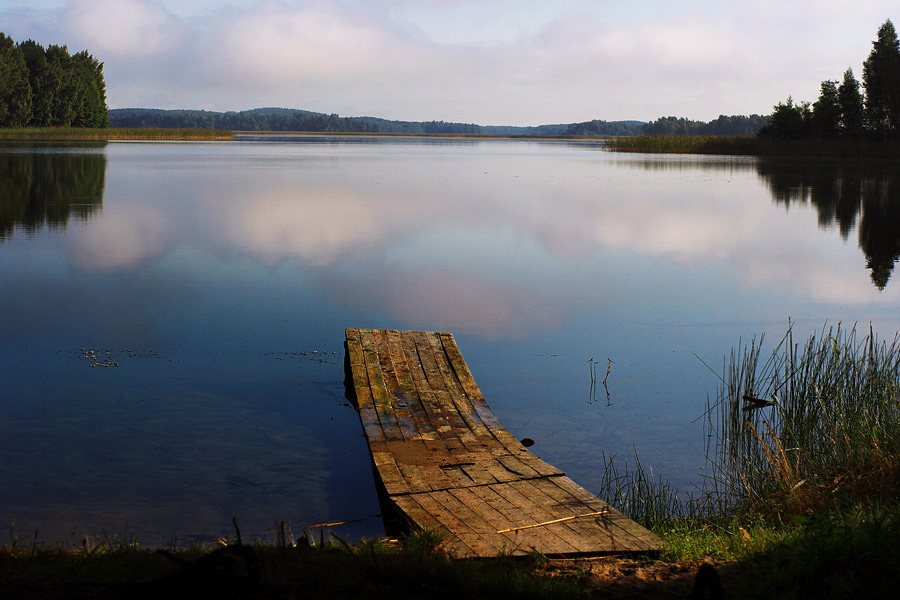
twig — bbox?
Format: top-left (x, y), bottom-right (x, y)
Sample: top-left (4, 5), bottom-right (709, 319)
top-left (233, 516), bottom-right (242, 546)
top-left (496, 511), bottom-right (608, 534)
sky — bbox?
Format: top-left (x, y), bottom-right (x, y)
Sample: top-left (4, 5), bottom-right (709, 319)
top-left (1, 0), bottom-right (896, 125)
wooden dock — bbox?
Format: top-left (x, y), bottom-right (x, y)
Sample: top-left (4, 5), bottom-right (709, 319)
top-left (344, 328), bottom-right (662, 558)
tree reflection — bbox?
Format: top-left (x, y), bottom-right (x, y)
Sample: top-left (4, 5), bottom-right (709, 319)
top-left (758, 158), bottom-right (900, 289)
top-left (0, 142), bottom-right (106, 241)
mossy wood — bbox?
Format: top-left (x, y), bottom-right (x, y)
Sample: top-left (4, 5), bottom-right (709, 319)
top-left (345, 328), bottom-right (662, 557)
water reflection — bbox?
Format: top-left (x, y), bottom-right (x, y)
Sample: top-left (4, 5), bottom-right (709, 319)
top-left (3, 138), bottom-right (900, 545)
top-left (758, 159), bottom-right (900, 290)
top-left (0, 142), bottom-right (107, 241)
top-left (616, 154), bottom-right (900, 291)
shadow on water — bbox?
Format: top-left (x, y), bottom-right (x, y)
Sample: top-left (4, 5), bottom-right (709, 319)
top-left (0, 141), bottom-right (107, 242)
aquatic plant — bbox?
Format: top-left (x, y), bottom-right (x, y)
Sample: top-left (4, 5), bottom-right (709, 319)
top-left (600, 321), bottom-right (900, 526)
top-left (704, 322), bottom-right (900, 519)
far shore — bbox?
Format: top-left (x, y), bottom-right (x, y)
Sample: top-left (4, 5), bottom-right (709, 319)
top-left (0, 127), bottom-right (234, 140)
top-left (4, 129), bottom-right (900, 159)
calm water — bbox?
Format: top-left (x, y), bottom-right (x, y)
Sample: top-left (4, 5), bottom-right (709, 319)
top-left (2, 137), bottom-right (899, 545)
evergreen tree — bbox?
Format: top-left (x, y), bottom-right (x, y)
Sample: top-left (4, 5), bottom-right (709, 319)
top-left (811, 80), bottom-right (841, 138)
top-left (44, 45), bottom-right (78, 126)
top-left (19, 40), bottom-right (53, 126)
top-left (0, 33), bottom-right (32, 127)
top-left (863, 19), bottom-right (900, 139)
top-left (837, 68), bottom-right (865, 137)
top-left (758, 97), bottom-right (811, 139)
top-left (71, 50), bottom-right (108, 127)
top-left (0, 33), bottom-right (108, 128)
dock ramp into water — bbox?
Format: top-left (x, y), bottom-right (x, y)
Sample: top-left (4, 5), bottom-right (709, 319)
top-left (344, 328), bottom-right (662, 558)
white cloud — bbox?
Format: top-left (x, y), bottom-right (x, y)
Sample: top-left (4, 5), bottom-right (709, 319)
top-left (3, 0), bottom-right (899, 122)
top-left (68, 205), bottom-right (174, 270)
top-left (65, 0), bottom-right (182, 57)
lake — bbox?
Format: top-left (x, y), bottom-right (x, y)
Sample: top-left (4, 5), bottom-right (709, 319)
top-left (2, 136), bottom-right (899, 546)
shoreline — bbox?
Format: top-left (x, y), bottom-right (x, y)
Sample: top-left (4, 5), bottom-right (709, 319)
top-left (0, 127), bottom-right (234, 140)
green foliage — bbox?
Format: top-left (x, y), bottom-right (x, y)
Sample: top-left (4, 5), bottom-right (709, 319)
top-left (838, 68), bottom-right (865, 136)
top-left (0, 33), bottom-right (108, 129)
top-left (0, 33), bottom-right (32, 127)
top-left (811, 81), bottom-right (841, 138)
top-left (565, 119), bottom-right (644, 136)
top-left (706, 323), bottom-right (900, 520)
top-left (757, 96), bottom-right (811, 139)
top-left (355, 116), bottom-right (483, 134)
top-left (863, 19), bottom-right (900, 139)
top-left (641, 114), bottom-right (768, 136)
top-left (604, 135), bottom-right (763, 154)
top-left (740, 507), bottom-right (900, 599)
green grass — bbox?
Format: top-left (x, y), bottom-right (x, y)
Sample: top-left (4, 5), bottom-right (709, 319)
top-left (0, 127), bottom-right (234, 140)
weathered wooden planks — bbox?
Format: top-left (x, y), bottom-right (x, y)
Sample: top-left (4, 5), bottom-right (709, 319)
top-left (345, 328), bottom-right (662, 557)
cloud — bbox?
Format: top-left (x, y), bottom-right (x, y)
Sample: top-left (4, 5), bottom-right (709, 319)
top-left (65, 0), bottom-right (183, 58)
top-left (209, 2), bottom-right (413, 88)
top-left (4, 0), bottom-right (899, 122)
top-left (67, 205), bottom-right (175, 270)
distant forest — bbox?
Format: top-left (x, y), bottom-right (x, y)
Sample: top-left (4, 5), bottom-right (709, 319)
top-left (109, 107), bottom-right (377, 133)
top-left (109, 108), bottom-right (769, 137)
top-left (641, 114), bottom-right (769, 136)
top-left (0, 33), bottom-right (108, 128)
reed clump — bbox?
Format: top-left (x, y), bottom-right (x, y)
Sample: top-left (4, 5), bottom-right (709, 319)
top-left (604, 135), bottom-right (763, 155)
top-left (605, 135), bottom-right (900, 158)
top-left (601, 322), bottom-right (900, 527)
top-left (705, 322), bottom-right (900, 520)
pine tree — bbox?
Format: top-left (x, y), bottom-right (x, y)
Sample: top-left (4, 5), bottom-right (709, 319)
top-left (863, 19), bottom-right (900, 139)
top-left (812, 80), bottom-right (841, 138)
top-left (837, 68), bottom-right (865, 137)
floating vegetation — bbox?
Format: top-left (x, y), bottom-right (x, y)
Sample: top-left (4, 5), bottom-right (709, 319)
top-left (261, 350), bottom-right (339, 364)
top-left (79, 348), bottom-right (118, 368)
top-left (75, 348), bottom-right (168, 368)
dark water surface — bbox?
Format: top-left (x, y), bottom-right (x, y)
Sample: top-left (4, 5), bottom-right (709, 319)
top-left (2, 137), bottom-right (899, 545)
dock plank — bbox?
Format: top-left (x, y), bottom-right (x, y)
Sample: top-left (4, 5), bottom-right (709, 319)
top-left (345, 328), bottom-right (663, 557)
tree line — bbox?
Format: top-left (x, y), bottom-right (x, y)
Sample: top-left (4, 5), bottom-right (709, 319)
top-left (565, 119), bottom-right (644, 136)
top-left (759, 19), bottom-right (900, 140)
top-left (641, 114), bottom-right (769, 136)
top-left (109, 108), bottom-right (377, 133)
top-left (0, 33), bottom-right (108, 128)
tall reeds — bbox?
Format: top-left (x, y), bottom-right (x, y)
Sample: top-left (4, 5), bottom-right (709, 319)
top-left (600, 322), bottom-right (900, 526)
top-left (704, 322), bottom-right (900, 519)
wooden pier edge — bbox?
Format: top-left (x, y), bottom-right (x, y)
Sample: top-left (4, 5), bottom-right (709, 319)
top-left (344, 327), bottom-right (663, 558)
